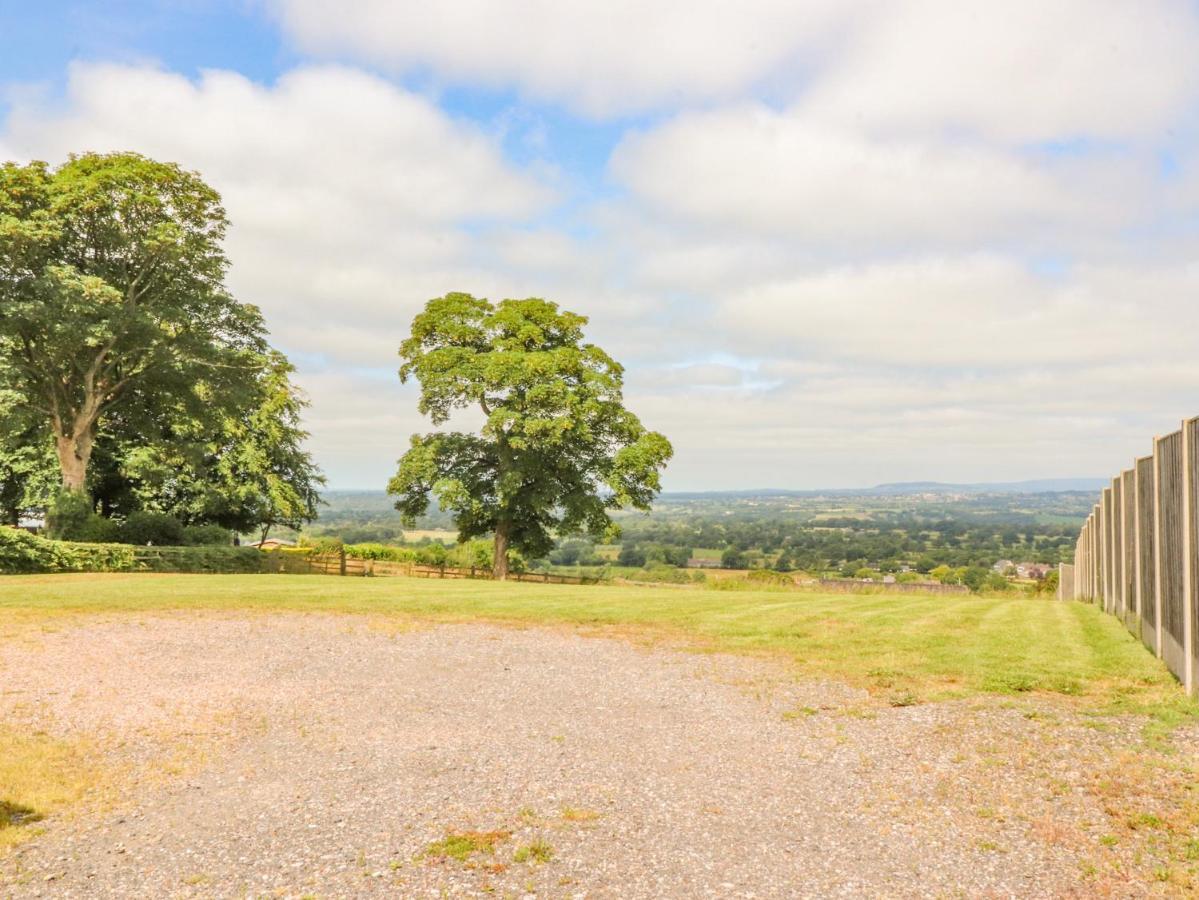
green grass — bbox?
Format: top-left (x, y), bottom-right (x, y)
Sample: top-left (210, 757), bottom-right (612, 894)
top-left (422, 829), bottom-right (509, 862)
top-left (513, 840), bottom-right (554, 864)
top-left (0, 573), bottom-right (1193, 726)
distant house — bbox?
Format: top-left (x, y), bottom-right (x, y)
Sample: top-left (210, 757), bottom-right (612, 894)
top-left (992, 559), bottom-right (1014, 574)
top-left (1014, 562), bottom-right (1052, 579)
top-left (686, 558), bottom-right (723, 569)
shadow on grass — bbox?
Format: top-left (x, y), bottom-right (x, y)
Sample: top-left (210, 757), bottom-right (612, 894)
top-left (0, 800), bottom-right (41, 829)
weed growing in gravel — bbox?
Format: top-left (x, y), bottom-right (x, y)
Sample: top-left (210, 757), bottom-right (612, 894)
top-left (560, 807), bottom-right (599, 822)
top-left (423, 830), bottom-right (510, 863)
top-left (514, 840), bottom-right (554, 864)
top-left (781, 706), bottom-right (818, 720)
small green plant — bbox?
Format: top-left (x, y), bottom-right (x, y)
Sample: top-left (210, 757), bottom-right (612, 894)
top-left (982, 672), bottom-right (1037, 693)
top-left (561, 807), bottom-right (599, 822)
top-left (514, 840), bottom-right (554, 864)
top-left (782, 706), bottom-right (818, 721)
top-left (888, 690), bottom-right (919, 707)
top-left (423, 830), bottom-right (509, 862)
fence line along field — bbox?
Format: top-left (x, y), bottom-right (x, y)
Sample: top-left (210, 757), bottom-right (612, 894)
top-left (1065, 414), bottom-right (1199, 696)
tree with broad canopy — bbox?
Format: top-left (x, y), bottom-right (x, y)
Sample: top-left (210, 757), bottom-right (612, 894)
top-left (388, 293), bottom-right (672, 579)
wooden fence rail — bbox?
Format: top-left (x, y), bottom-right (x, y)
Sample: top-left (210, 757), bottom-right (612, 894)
top-left (268, 550), bottom-right (600, 586)
top-left (1066, 415), bottom-right (1199, 695)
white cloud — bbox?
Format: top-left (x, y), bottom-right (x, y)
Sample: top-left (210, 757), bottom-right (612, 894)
top-left (0, 62), bottom-right (555, 486)
top-left (268, 0), bottom-right (846, 118)
top-left (801, 0), bottom-right (1199, 143)
top-left (269, 0), bottom-right (1199, 142)
top-left (610, 105), bottom-right (1148, 246)
top-left (717, 256), bottom-right (1199, 367)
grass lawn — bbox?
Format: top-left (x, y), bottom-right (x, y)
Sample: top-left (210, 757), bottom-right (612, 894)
top-left (0, 573), bottom-right (1190, 722)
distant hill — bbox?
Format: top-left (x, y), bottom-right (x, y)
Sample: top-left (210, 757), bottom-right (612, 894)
top-left (659, 478), bottom-right (1107, 500)
top-left (869, 479), bottom-right (1108, 495)
top-left (323, 480), bottom-right (1108, 506)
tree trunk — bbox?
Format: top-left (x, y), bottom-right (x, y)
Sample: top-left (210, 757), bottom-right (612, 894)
top-left (493, 521), bottom-right (511, 580)
top-left (54, 431), bottom-right (94, 494)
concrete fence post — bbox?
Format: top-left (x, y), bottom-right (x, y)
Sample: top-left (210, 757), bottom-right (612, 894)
top-left (1184, 418), bottom-right (1196, 694)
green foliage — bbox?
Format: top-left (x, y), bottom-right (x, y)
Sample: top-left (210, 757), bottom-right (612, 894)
top-left (617, 543), bottom-right (646, 567)
top-left (0, 152), bottom-right (322, 537)
top-left (746, 568), bottom-right (793, 585)
top-left (389, 293), bottom-right (671, 576)
top-left (181, 524), bottom-right (233, 546)
top-left (0, 409), bottom-right (56, 526)
top-left (721, 547), bottom-right (747, 569)
top-left (0, 528), bottom-right (275, 574)
top-left (118, 511), bottom-right (184, 546)
top-left (0, 527), bottom-right (75, 573)
top-left (132, 546), bottom-right (268, 573)
top-left (45, 491), bottom-right (102, 541)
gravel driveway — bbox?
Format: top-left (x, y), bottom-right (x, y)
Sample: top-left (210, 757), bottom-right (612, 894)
top-left (0, 613), bottom-right (1187, 897)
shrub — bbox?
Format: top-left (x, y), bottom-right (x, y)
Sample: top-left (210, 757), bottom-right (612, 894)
top-left (118, 511), bottom-right (185, 546)
top-left (344, 542), bottom-right (415, 562)
top-left (182, 524), bottom-right (233, 546)
top-left (133, 545), bottom-right (268, 573)
top-left (45, 491), bottom-right (101, 541)
top-left (747, 568), bottom-right (793, 585)
top-left (617, 543), bottom-right (646, 567)
top-left (0, 527), bottom-right (74, 573)
top-left (72, 514), bottom-right (122, 543)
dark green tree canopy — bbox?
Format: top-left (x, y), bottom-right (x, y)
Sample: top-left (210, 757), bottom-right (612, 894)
top-left (0, 151), bottom-right (266, 492)
top-left (389, 293), bottom-right (672, 577)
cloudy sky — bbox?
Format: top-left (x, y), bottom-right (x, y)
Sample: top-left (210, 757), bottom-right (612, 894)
top-left (3, 1), bottom-right (1199, 490)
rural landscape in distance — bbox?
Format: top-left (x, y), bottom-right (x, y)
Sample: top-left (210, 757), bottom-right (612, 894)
top-left (3, 2), bottom-right (1199, 897)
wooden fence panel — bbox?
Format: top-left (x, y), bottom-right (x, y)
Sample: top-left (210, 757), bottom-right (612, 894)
top-left (1157, 430), bottom-right (1186, 682)
top-left (1136, 455), bottom-right (1157, 653)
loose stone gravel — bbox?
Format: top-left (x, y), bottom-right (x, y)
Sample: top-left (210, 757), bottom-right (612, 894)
top-left (0, 613), bottom-right (1188, 897)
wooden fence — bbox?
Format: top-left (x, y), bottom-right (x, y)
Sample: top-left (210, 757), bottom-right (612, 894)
top-left (1066, 416), bottom-right (1199, 694)
top-left (269, 550), bottom-right (600, 586)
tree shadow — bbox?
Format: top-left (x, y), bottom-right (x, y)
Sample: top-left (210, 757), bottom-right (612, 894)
top-left (0, 800), bottom-right (42, 829)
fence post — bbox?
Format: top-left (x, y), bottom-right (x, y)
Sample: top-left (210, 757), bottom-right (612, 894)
top-left (1183, 420), bottom-right (1195, 694)
top-left (339, 547), bottom-right (347, 577)
top-left (1154, 436), bottom-right (1165, 658)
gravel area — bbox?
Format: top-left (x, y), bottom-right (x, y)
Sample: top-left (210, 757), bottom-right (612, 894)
top-left (0, 613), bottom-right (1186, 897)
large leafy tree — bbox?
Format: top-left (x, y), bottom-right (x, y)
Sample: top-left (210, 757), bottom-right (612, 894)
top-left (389, 293), bottom-right (672, 578)
top-left (0, 392), bottom-right (57, 526)
top-left (0, 152), bottom-right (266, 493)
top-left (95, 351), bottom-right (324, 540)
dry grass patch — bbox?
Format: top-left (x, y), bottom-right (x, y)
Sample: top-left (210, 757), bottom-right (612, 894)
top-left (0, 726), bottom-right (104, 851)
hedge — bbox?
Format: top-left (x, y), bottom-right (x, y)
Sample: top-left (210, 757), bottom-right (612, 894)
top-left (0, 527), bottom-right (308, 575)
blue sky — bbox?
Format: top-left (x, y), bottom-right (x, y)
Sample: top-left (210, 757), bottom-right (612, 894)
top-left (3, 1), bottom-right (1199, 489)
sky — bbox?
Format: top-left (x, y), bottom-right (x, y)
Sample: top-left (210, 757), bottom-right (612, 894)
top-left (3, 1), bottom-right (1199, 490)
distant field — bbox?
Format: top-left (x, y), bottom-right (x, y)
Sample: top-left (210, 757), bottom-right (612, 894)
top-left (401, 529), bottom-right (459, 543)
top-left (0, 574), bottom-right (1189, 724)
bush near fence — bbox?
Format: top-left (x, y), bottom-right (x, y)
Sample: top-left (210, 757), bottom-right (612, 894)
top-left (1067, 415), bottom-right (1199, 696)
top-left (0, 528), bottom-right (320, 575)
